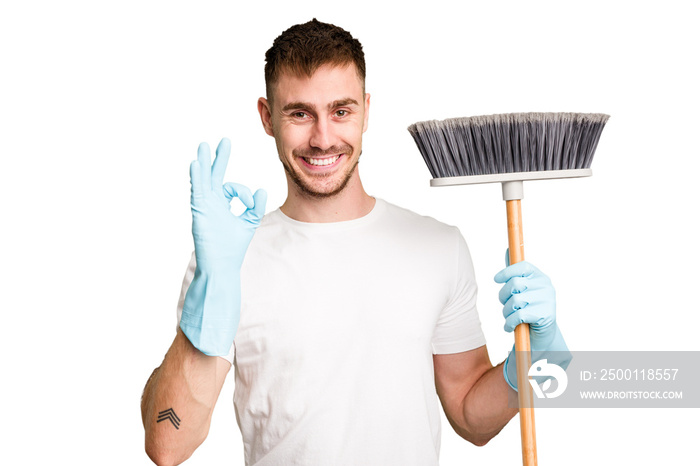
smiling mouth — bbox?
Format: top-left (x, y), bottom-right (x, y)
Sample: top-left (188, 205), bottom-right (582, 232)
top-left (303, 155), bottom-right (341, 166)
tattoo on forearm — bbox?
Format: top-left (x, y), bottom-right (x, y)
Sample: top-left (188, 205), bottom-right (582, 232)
top-left (157, 408), bottom-right (181, 429)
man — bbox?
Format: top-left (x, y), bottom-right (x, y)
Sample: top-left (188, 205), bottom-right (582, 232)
top-left (141, 19), bottom-right (570, 465)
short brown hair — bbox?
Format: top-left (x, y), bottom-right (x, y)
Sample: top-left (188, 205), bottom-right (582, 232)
top-left (264, 19), bottom-right (366, 102)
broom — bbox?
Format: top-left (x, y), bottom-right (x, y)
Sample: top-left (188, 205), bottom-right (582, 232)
top-left (407, 112), bottom-right (609, 466)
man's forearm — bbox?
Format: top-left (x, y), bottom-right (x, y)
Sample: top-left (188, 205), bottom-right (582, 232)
top-left (460, 362), bottom-right (519, 446)
top-left (141, 329), bottom-right (230, 466)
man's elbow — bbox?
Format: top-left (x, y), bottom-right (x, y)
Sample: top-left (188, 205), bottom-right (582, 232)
top-left (145, 444), bottom-right (171, 466)
top-left (455, 425), bottom-right (501, 447)
top-left (145, 438), bottom-right (195, 466)
top-left (468, 434), bottom-right (495, 447)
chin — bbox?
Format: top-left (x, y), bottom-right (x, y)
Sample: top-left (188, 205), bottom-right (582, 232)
top-left (289, 160), bottom-right (359, 199)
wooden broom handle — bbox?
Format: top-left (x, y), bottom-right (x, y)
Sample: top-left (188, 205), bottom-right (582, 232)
top-left (506, 199), bottom-right (538, 466)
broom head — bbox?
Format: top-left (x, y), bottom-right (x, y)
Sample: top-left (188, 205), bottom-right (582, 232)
top-left (408, 112), bottom-right (609, 187)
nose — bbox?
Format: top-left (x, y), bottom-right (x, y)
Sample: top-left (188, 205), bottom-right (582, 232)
top-left (309, 118), bottom-right (333, 150)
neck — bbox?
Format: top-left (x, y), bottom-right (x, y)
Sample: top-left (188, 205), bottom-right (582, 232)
top-left (280, 173), bottom-right (375, 223)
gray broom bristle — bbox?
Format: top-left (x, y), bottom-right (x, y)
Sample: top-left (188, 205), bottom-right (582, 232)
top-left (407, 112), bottom-right (609, 179)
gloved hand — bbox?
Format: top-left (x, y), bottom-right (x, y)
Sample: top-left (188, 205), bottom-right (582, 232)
top-left (179, 138), bottom-right (267, 356)
top-left (494, 256), bottom-right (572, 391)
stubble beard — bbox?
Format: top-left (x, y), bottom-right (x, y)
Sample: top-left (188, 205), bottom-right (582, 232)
top-left (281, 144), bottom-right (360, 199)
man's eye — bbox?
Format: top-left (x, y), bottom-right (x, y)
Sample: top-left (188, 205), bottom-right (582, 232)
top-left (335, 110), bottom-right (348, 117)
top-left (292, 112), bottom-right (308, 119)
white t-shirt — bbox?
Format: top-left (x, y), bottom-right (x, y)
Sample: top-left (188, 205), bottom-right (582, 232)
top-left (177, 198), bottom-right (486, 465)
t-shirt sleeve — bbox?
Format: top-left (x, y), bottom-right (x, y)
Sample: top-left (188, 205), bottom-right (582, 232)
top-left (176, 251), bottom-right (236, 365)
top-left (431, 229), bottom-right (487, 354)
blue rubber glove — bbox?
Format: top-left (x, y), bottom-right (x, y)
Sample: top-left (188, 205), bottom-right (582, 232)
top-left (494, 257), bottom-right (572, 391)
top-left (179, 138), bottom-right (266, 356)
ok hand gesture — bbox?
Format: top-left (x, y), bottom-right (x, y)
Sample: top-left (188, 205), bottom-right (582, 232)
top-left (189, 138), bottom-right (267, 270)
top-left (180, 138), bottom-right (266, 356)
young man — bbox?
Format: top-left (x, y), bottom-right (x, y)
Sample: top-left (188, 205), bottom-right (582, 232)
top-left (141, 19), bottom-right (570, 466)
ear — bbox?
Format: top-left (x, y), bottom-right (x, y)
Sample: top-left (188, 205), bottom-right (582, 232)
top-left (362, 93), bottom-right (371, 133)
top-left (257, 97), bottom-right (275, 137)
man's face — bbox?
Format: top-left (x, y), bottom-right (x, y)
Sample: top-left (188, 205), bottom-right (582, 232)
top-left (259, 64), bottom-right (370, 199)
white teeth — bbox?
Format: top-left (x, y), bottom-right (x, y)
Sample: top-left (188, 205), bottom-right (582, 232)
top-left (305, 155), bottom-right (340, 166)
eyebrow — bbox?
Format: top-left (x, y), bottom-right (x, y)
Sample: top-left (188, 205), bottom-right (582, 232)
top-left (281, 98), bottom-right (360, 112)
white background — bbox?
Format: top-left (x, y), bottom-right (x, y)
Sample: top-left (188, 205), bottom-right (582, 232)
top-left (1, 0), bottom-right (697, 464)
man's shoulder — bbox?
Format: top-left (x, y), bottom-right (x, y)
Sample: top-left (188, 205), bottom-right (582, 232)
top-left (378, 198), bottom-right (459, 237)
